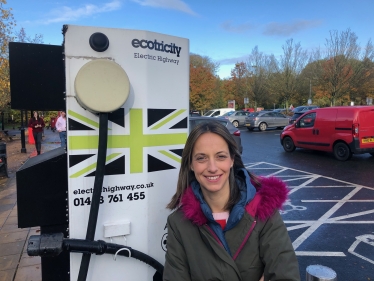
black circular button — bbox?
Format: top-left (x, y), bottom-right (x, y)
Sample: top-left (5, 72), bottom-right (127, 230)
top-left (89, 32), bottom-right (109, 52)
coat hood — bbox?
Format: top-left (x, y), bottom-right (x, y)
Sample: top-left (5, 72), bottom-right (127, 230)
top-left (181, 174), bottom-right (289, 226)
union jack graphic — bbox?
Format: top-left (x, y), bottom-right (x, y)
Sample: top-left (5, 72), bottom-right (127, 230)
top-left (67, 108), bottom-right (188, 178)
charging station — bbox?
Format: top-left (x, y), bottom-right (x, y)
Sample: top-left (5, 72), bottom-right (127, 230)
top-left (12, 25), bottom-right (189, 281)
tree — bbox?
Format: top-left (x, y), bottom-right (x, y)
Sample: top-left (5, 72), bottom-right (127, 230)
top-left (246, 46), bottom-right (271, 109)
top-left (14, 27), bottom-right (43, 43)
top-left (271, 39), bottom-right (308, 110)
top-left (230, 62), bottom-right (248, 108)
top-left (0, 0), bottom-right (14, 112)
top-left (189, 65), bottom-right (217, 112)
top-left (315, 29), bottom-right (369, 106)
top-left (221, 78), bottom-right (236, 107)
top-left (190, 53), bottom-right (219, 76)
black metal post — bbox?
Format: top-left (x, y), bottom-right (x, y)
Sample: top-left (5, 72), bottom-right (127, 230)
top-left (1, 112), bottom-right (4, 131)
top-left (20, 110), bottom-right (26, 153)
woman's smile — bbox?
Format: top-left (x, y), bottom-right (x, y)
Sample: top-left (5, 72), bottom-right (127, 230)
top-left (191, 132), bottom-right (233, 197)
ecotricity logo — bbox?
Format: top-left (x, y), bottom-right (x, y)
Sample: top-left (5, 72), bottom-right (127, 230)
top-left (131, 39), bottom-right (182, 57)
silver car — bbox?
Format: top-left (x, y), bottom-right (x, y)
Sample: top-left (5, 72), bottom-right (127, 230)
top-left (245, 111), bottom-right (289, 131)
top-left (189, 116), bottom-right (243, 153)
top-left (221, 111), bottom-right (250, 128)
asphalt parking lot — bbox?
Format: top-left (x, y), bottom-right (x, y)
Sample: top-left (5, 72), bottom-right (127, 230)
top-left (240, 128), bottom-right (374, 280)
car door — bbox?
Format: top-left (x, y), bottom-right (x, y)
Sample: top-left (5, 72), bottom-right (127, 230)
top-left (274, 112), bottom-right (289, 127)
top-left (261, 112), bottom-right (275, 128)
top-left (237, 111), bottom-right (248, 126)
top-left (294, 112), bottom-right (317, 149)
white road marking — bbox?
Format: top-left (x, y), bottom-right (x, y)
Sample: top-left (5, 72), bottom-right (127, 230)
top-left (328, 210), bottom-right (374, 221)
top-left (348, 235), bottom-right (374, 265)
top-left (292, 186), bottom-right (363, 250)
top-left (295, 251), bottom-right (346, 257)
top-left (244, 162), bottom-right (374, 264)
top-left (303, 200), bottom-right (374, 202)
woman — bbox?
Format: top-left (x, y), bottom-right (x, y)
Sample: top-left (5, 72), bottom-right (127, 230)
top-left (55, 111), bottom-right (67, 147)
top-left (164, 121), bottom-right (300, 281)
top-left (28, 111), bottom-right (45, 155)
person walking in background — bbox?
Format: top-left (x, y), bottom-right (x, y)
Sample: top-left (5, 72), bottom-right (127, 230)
top-left (55, 111), bottom-right (67, 147)
top-left (28, 111), bottom-right (45, 155)
top-left (164, 121), bottom-right (300, 281)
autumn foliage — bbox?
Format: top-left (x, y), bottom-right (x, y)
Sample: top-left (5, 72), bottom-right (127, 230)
top-left (189, 65), bottom-right (217, 112)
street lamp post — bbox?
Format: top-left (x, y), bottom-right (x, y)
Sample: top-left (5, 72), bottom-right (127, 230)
top-left (308, 78), bottom-right (314, 105)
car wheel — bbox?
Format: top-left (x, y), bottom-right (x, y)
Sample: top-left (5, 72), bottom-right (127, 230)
top-left (333, 142), bottom-right (351, 161)
top-left (259, 122), bottom-right (267, 131)
top-left (283, 137), bottom-right (296, 152)
top-left (247, 127), bottom-right (254, 131)
top-left (232, 120), bottom-right (239, 128)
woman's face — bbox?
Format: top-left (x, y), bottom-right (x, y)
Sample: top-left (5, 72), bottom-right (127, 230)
top-left (61, 111), bottom-right (66, 117)
top-left (190, 132), bottom-right (233, 198)
top-left (33, 112), bottom-right (38, 118)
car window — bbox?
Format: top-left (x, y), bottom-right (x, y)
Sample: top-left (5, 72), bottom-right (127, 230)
top-left (203, 110), bottom-right (214, 116)
top-left (249, 112), bottom-right (260, 117)
top-left (262, 112), bottom-right (275, 117)
top-left (275, 112), bottom-right (286, 118)
top-left (212, 111), bottom-right (220, 117)
top-left (299, 113), bottom-right (316, 128)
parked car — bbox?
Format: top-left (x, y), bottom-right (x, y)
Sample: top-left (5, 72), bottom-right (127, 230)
top-left (189, 110), bottom-right (201, 117)
top-left (242, 108), bottom-right (255, 112)
top-left (222, 111), bottom-right (250, 127)
top-left (245, 111), bottom-right (289, 131)
top-left (203, 108), bottom-right (235, 117)
top-left (189, 112), bottom-right (201, 117)
top-left (280, 106), bottom-right (374, 161)
top-left (189, 116), bottom-right (243, 154)
top-left (221, 111), bottom-right (235, 117)
top-left (288, 110), bottom-right (310, 124)
top-left (292, 105), bottom-right (319, 113)
top-left (273, 108), bottom-right (287, 114)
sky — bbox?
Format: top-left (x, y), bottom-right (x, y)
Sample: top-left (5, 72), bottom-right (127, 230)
top-left (9, 0), bottom-right (374, 79)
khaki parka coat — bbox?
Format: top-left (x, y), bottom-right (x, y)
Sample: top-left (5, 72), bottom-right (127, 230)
top-left (163, 175), bottom-right (300, 281)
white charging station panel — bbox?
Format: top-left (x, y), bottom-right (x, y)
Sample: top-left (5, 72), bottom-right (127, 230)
top-left (64, 25), bottom-right (189, 281)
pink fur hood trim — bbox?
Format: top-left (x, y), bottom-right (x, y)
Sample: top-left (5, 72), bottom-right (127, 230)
top-left (180, 176), bottom-right (289, 225)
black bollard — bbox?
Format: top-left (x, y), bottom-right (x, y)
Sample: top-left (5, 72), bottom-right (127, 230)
top-left (20, 110), bottom-right (26, 153)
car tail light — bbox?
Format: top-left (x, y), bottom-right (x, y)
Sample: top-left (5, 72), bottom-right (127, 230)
top-left (352, 123), bottom-right (359, 138)
top-left (233, 130), bottom-right (241, 136)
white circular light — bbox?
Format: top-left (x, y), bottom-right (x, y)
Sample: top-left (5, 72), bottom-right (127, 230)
top-left (75, 59), bottom-right (130, 113)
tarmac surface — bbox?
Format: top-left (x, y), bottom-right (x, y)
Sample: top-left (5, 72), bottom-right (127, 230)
top-left (0, 128), bottom-right (61, 281)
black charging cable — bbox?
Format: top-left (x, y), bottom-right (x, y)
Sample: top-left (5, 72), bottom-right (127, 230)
top-left (27, 233), bottom-right (164, 276)
top-left (78, 113), bottom-right (108, 281)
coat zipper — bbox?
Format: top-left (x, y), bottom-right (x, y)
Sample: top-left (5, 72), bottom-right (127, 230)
top-left (232, 220), bottom-right (257, 260)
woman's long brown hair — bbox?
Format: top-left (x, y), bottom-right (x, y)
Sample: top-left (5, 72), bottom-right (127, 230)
top-left (167, 121), bottom-right (259, 211)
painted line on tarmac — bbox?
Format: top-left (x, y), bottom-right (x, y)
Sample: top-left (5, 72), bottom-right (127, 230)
top-left (245, 162), bottom-right (374, 260)
top-left (303, 200), bottom-right (374, 202)
top-left (244, 161), bottom-right (372, 189)
top-left (296, 251), bottom-right (346, 256)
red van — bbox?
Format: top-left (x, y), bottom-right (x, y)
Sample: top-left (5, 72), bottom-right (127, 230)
top-left (280, 106), bottom-right (374, 161)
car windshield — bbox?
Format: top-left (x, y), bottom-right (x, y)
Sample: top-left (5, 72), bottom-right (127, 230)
top-left (203, 110), bottom-right (214, 116)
